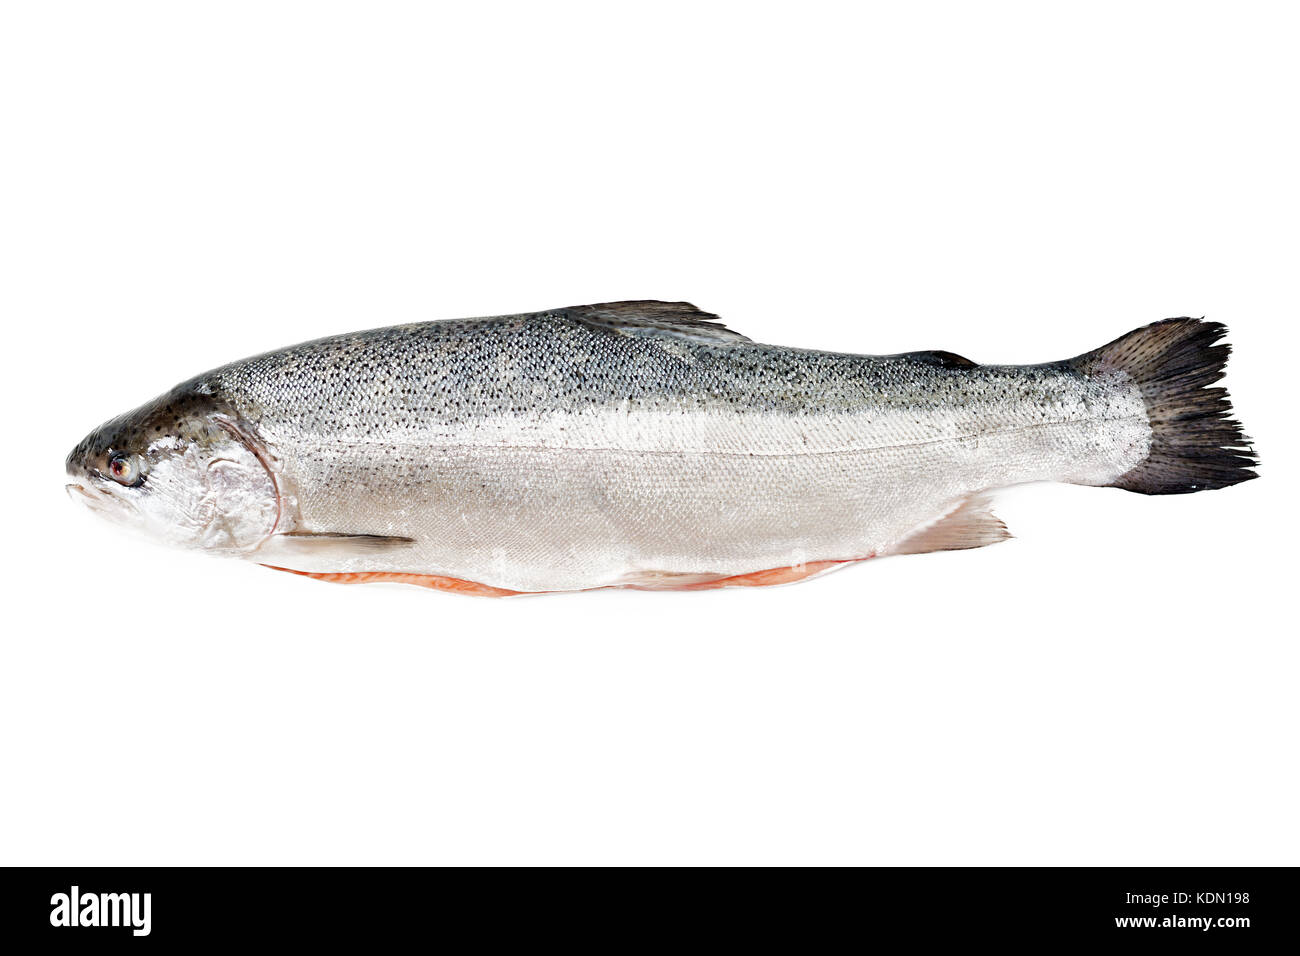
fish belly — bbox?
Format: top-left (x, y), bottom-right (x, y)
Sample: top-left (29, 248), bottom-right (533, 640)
top-left (262, 391), bottom-right (1150, 592)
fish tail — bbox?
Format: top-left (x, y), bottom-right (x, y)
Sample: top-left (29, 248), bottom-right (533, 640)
top-left (1071, 318), bottom-right (1258, 494)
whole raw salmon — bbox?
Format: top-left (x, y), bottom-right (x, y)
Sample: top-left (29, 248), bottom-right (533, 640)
top-left (65, 301), bottom-right (1257, 594)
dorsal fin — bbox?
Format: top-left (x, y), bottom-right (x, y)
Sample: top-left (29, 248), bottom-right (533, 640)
top-left (905, 349), bottom-right (979, 369)
top-left (561, 300), bottom-right (750, 343)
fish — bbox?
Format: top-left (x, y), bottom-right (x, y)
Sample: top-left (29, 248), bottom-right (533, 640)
top-left (65, 300), bottom-right (1258, 595)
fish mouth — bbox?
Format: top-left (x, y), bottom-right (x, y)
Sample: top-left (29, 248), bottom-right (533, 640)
top-left (65, 479), bottom-right (129, 519)
top-left (66, 480), bottom-right (110, 503)
top-left (65, 482), bottom-right (93, 500)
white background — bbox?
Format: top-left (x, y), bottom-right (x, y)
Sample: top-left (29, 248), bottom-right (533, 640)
top-left (1, 2), bottom-right (1295, 865)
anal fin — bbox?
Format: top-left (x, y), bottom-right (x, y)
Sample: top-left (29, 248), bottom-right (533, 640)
top-left (889, 495), bottom-right (1011, 556)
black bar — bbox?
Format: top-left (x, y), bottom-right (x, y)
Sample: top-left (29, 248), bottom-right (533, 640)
top-left (1, 866), bottom-right (1294, 945)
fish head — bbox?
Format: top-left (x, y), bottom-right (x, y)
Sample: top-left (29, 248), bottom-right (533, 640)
top-left (65, 385), bottom-right (279, 554)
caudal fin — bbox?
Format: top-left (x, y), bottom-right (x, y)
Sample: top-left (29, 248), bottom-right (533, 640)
top-left (1072, 318), bottom-right (1258, 494)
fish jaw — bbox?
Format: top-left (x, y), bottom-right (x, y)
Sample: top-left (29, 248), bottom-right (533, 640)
top-left (65, 478), bottom-right (139, 530)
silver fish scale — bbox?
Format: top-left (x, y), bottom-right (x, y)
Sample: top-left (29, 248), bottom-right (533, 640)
top-left (181, 307), bottom-right (1151, 591)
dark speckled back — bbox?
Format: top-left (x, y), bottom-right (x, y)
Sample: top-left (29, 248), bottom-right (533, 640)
top-left (199, 304), bottom-right (1080, 443)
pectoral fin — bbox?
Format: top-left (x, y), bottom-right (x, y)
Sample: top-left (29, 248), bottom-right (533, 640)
top-left (256, 531), bottom-right (415, 562)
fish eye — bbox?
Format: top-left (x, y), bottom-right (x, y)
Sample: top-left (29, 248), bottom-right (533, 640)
top-left (107, 453), bottom-right (141, 486)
